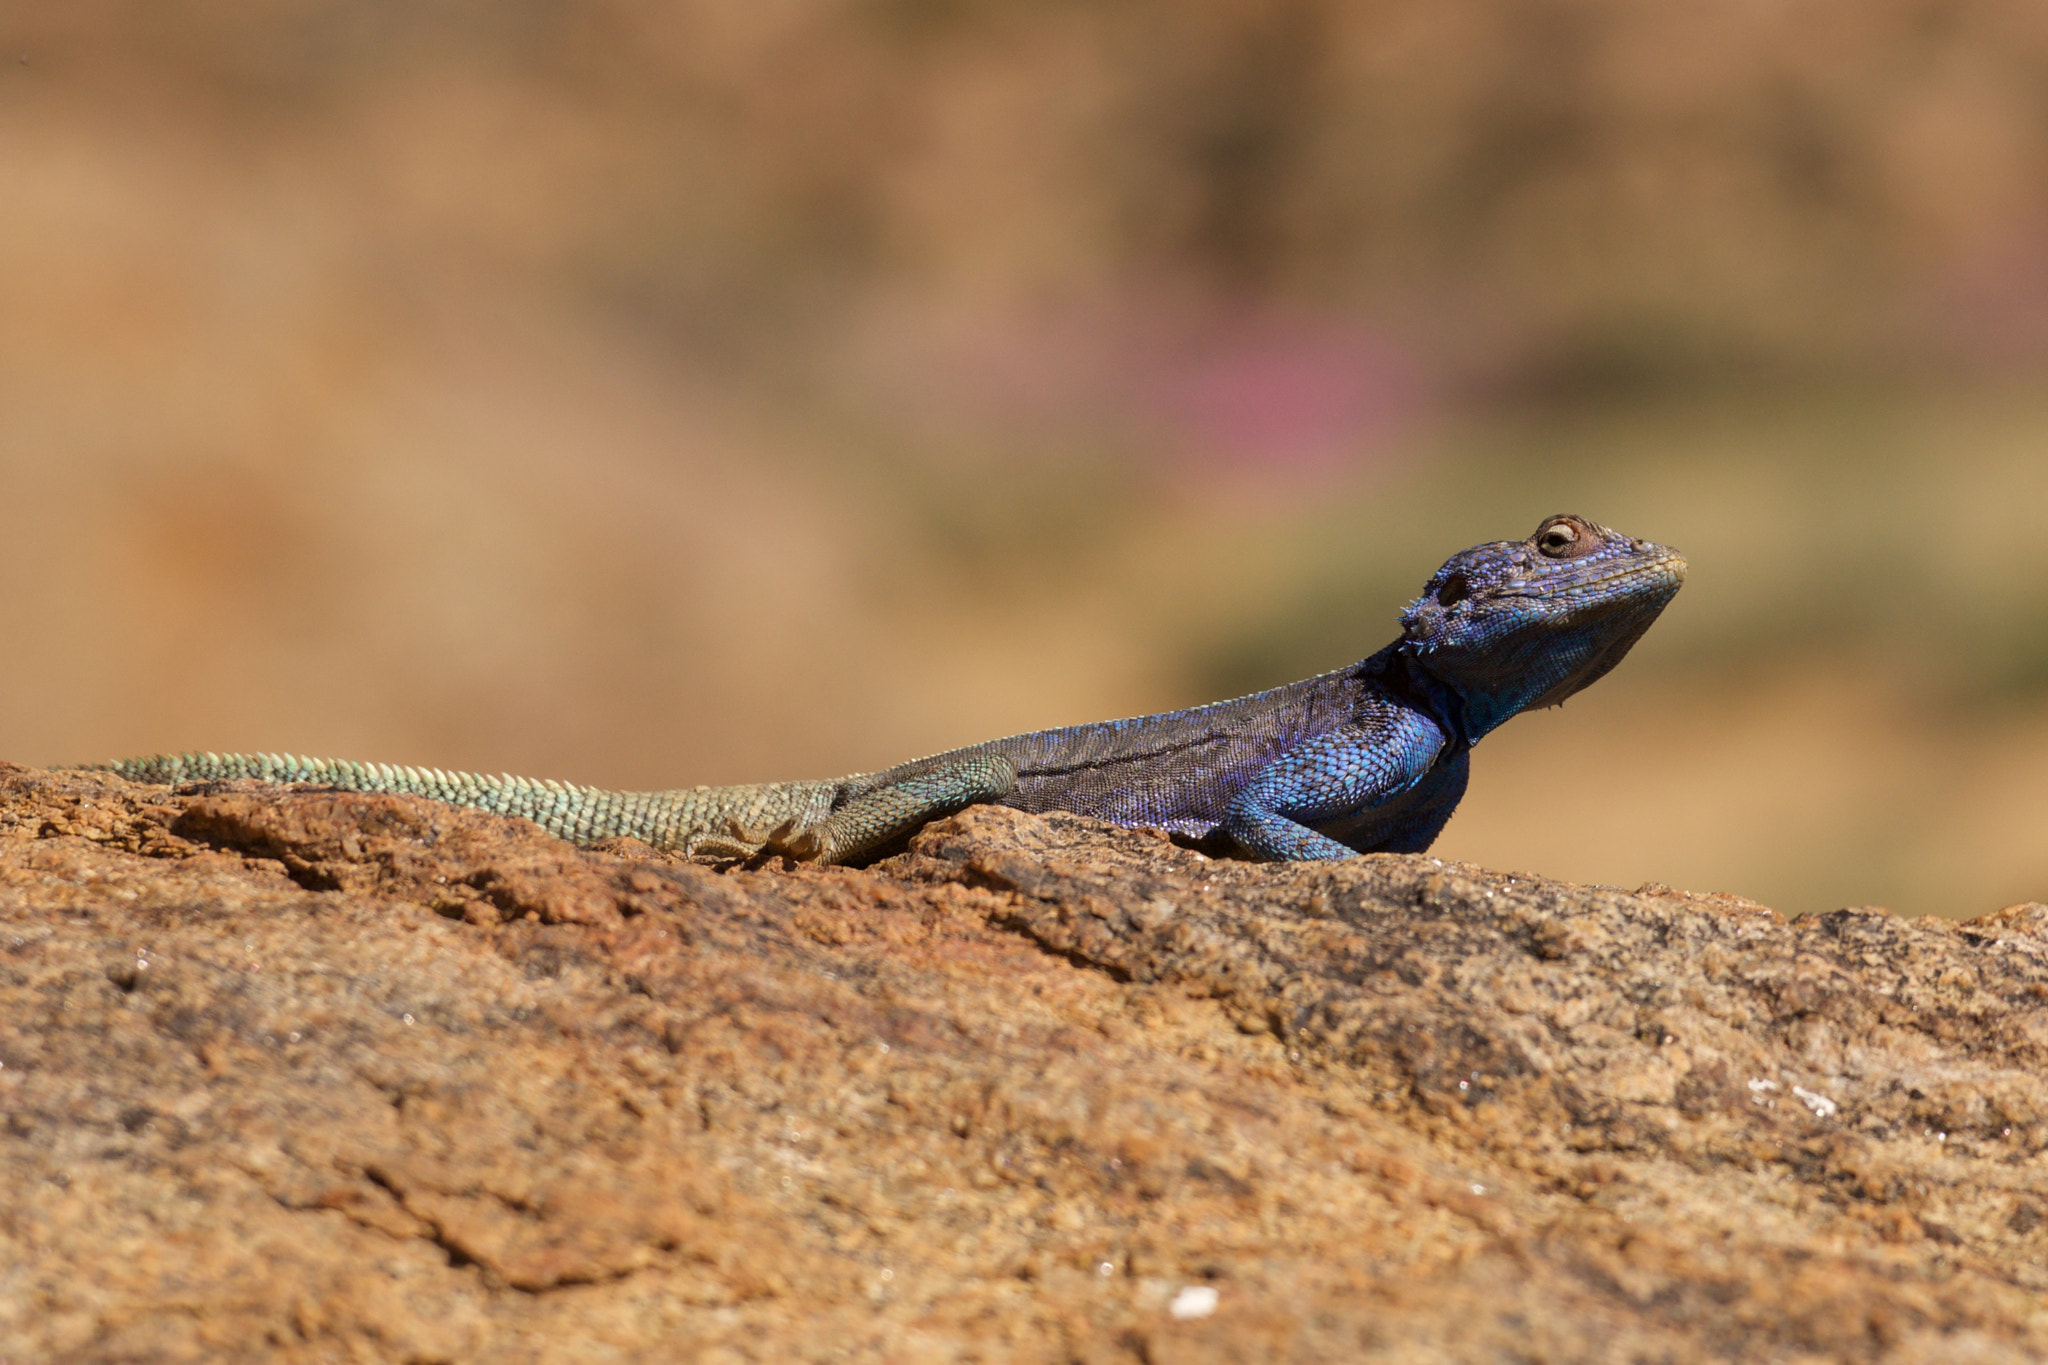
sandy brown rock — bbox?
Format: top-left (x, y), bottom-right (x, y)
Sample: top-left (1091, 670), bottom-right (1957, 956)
top-left (3, 763), bottom-right (2047, 1362)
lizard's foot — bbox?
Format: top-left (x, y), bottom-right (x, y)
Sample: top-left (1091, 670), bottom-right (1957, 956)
top-left (774, 753), bottom-right (1019, 866)
top-left (683, 815), bottom-right (777, 862)
top-left (683, 835), bottom-right (761, 862)
top-left (763, 823), bottom-right (828, 863)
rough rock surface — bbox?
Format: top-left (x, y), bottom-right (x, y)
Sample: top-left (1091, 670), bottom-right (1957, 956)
top-left (4, 764), bottom-right (2048, 1363)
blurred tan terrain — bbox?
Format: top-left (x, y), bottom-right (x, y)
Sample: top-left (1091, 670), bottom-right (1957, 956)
top-left (2, 1), bottom-right (2046, 916)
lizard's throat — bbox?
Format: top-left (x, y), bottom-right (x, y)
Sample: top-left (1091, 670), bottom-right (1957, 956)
top-left (1408, 645), bottom-right (1608, 745)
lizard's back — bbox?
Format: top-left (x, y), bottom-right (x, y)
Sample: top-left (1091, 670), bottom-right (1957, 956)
top-left (863, 653), bottom-right (1395, 838)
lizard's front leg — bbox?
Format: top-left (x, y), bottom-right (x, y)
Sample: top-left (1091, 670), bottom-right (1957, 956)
top-left (772, 752), bottom-right (1018, 865)
top-left (1219, 709), bottom-right (1450, 861)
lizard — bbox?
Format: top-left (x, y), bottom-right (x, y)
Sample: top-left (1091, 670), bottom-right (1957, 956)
top-left (82, 514), bottom-right (1684, 866)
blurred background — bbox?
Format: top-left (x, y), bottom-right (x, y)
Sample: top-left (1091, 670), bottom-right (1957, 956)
top-left (2, 1), bottom-right (2045, 916)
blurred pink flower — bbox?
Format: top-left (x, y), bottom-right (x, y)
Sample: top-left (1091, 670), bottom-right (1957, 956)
top-left (844, 292), bottom-right (1429, 487)
top-left (1150, 317), bottom-right (1421, 475)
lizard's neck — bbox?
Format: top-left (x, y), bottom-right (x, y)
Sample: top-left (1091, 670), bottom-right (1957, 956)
top-left (1368, 648), bottom-right (1477, 751)
top-left (1388, 644), bottom-right (1537, 749)
top-left (1439, 685), bottom-right (1523, 747)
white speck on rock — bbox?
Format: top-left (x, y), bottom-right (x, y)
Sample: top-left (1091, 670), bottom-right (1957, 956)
top-left (1169, 1285), bottom-right (1219, 1320)
top-left (1791, 1085), bottom-right (1838, 1119)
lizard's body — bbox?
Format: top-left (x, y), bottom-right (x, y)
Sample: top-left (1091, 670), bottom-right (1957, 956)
top-left (90, 515), bottom-right (1684, 865)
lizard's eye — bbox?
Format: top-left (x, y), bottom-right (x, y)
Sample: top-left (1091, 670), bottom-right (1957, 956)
top-left (1436, 573), bottom-right (1468, 607)
top-left (1535, 521), bottom-right (1580, 557)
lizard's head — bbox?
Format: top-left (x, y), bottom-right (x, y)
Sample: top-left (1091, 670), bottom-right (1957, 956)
top-left (1399, 514), bottom-right (1686, 740)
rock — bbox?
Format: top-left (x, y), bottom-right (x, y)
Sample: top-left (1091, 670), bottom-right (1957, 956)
top-left (2, 762), bottom-right (2046, 1362)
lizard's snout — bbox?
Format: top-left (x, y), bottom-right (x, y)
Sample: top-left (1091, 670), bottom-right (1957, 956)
top-left (1628, 538), bottom-right (1687, 581)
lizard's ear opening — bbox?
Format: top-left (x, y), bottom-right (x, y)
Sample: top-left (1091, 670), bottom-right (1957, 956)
top-left (1435, 573), bottom-right (1469, 607)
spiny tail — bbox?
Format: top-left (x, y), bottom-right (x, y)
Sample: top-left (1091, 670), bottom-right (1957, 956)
top-left (84, 750), bottom-right (752, 852)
